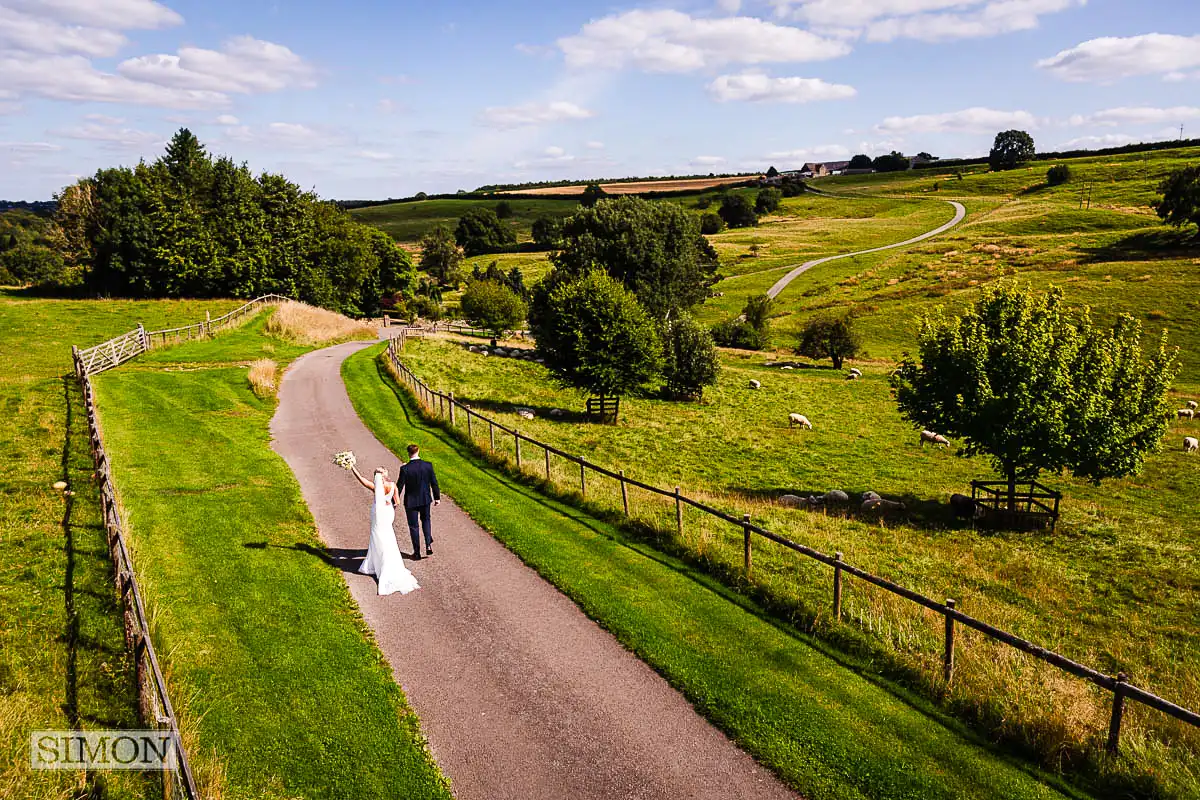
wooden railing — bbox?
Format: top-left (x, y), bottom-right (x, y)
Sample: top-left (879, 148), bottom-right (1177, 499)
top-left (67, 295), bottom-right (286, 799)
top-left (384, 337), bottom-right (1200, 758)
top-left (75, 294), bottom-right (288, 375)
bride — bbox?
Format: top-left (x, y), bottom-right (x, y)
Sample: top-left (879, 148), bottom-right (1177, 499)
top-left (351, 466), bottom-right (419, 596)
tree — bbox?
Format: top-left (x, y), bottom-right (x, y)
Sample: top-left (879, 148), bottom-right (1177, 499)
top-left (989, 130), bottom-right (1035, 171)
top-left (460, 279), bottom-right (526, 339)
top-left (419, 225), bottom-right (462, 285)
top-left (529, 270), bottom-right (662, 404)
top-left (551, 196), bottom-right (718, 318)
top-left (890, 283), bottom-right (1178, 510)
top-left (755, 187), bottom-right (782, 214)
top-left (1046, 164), bottom-right (1071, 186)
top-left (494, 200), bottom-right (513, 219)
top-left (0, 243), bottom-right (67, 286)
top-left (711, 294), bottom-right (773, 350)
top-left (699, 212), bottom-right (725, 235)
top-left (580, 183), bottom-right (606, 208)
top-left (1153, 164), bottom-right (1200, 237)
top-left (661, 314), bottom-right (720, 400)
top-left (414, 191), bottom-right (428, 201)
top-left (917, 152), bottom-right (936, 161)
top-left (765, 166), bottom-right (779, 178)
top-left (797, 315), bottom-right (860, 369)
top-left (718, 193), bottom-right (757, 228)
top-left (872, 151), bottom-right (910, 172)
top-left (848, 154), bottom-right (873, 170)
top-left (455, 206), bottom-right (516, 256)
top-left (531, 214), bottom-right (563, 248)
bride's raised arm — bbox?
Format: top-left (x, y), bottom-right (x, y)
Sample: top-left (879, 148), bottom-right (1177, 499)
top-left (349, 465), bottom-right (374, 492)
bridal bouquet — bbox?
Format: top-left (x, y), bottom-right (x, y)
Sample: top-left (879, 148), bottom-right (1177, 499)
top-left (332, 450), bottom-right (357, 470)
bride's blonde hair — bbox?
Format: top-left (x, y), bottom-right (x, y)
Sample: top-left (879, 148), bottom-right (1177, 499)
top-left (373, 467), bottom-right (390, 479)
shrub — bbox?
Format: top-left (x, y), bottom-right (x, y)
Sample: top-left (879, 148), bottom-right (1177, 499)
top-left (755, 187), bottom-right (782, 214)
top-left (460, 279), bottom-right (526, 338)
top-left (494, 200), bottom-right (514, 219)
top-left (1153, 164), bottom-right (1200, 236)
top-left (796, 314), bottom-right (860, 369)
top-left (718, 193), bottom-right (757, 228)
top-left (580, 183), bottom-right (606, 208)
top-left (711, 294), bottom-right (773, 350)
top-left (0, 243), bottom-right (67, 286)
top-left (531, 215), bottom-right (563, 248)
top-left (1046, 164), bottom-right (1071, 186)
top-left (455, 207), bottom-right (516, 257)
top-left (699, 212), bottom-right (725, 235)
top-left (661, 314), bottom-right (720, 400)
top-left (410, 295), bottom-right (443, 321)
top-left (694, 196), bottom-right (713, 210)
top-left (419, 226), bottom-right (463, 285)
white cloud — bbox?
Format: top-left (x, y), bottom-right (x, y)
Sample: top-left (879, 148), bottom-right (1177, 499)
top-left (717, 0), bottom-right (744, 12)
top-left (356, 150), bottom-right (395, 161)
top-left (477, 100), bottom-right (595, 129)
top-left (707, 72), bottom-right (856, 103)
top-left (585, 140), bottom-right (605, 150)
top-left (215, 114), bottom-right (239, 126)
top-left (875, 106), bottom-right (1036, 134)
top-left (53, 122), bottom-right (164, 148)
top-left (866, 0), bottom-right (1085, 43)
top-left (691, 155), bottom-right (726, 166)
top-left (1037, 34), bottom-right (1200, 82)
top-left (117, 36), bottom-right (317, 94)
top-left (1070, 106), bottom-right (1200, 127)
top-left (764, 144), bottom-right (850, 166)
top-left (543, 145), bottom-right (566, 157)
top-left (223, 121), bottom-right (344, 149)
top-left (512, 145), bottom-right (578, 169)
top-left (0, 7), bottom-right (128, 57)
top-left (0, 141), bottom-right (64, 152)
top-left (557, 10), bottom-right (849, 73)
top-left (0, 55), bottom-right (228, 108)
top-left (2, 0), bottom-right (182, 30)
top-left (1055, 133), bottom-right (1138, 149)
top-left (377, 98), bottom-right (400, 113)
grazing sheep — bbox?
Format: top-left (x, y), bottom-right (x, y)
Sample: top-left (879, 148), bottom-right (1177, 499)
top-left (749, 379), bottom-right (761, 390)
top-left (548, 408), bottom-right (565, 417)
top-left (848, 367), bottom-right (862, 377)
top-left (862, 498), bottom-right (906, 513)
top-left (1179, 409), bottom-right (1195, 419)
top-left (920, 430), bottom-right (950, 447)
top-left (950, 493), bottom-right (979, 519)
top-left (1189, 400), bottom-right (1198, 410)
top-left (779, 494), bottom-right (808, 508)
top-left (516, 407), bottom-right (535, 420)
top-left (788, 413), bottom-right (812, 430)
top-left (861, 490), bottom-right (881, 503)
top-left (1185, 437), bottom-right (1199, 453)
top-left (781, 365), bottom-right (794, 370)
top-left (824, 489), bottom-right (850, 504)
top-left (845, 372), bottom-right (860, 381)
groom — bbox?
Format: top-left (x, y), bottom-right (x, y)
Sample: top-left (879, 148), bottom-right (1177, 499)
top-left (398, 444), bottom-right (440, 559)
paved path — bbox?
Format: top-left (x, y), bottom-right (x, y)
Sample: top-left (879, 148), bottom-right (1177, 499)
top-left (270, 342), bottom-right (797, 800)
top-left (766, 198), bottom-right (966, 299)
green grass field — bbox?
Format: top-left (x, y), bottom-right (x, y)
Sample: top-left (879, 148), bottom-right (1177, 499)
top-left (85, 315), bottom-right (450, 800)
top-left (344, 343), bottom-right (1085, 800)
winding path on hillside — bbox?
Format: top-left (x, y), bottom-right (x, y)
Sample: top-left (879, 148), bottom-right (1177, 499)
top-left (270, 341), bottom-right (797, 800)
top-left (766, 198), bottom-right (966, 299)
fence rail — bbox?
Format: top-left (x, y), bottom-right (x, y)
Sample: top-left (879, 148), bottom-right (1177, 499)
top-left (68, 294), bottom-right (286, 799)
top-left (384, 336), bottom-right (1200, 756)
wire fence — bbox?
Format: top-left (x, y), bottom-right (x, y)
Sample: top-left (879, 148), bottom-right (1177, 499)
top-left (384, 335), bottom-right (1200, 758)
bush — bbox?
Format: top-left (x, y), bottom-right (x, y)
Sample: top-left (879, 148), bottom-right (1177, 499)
top-left (0, 243), bottom-right (67, 286)
top-left (410, 295), bottom-right (443, 321)
top-left (531, 215), bottom-right (563, 248)
top-left (699, 212), bottom-right (725, 235)
top-left (755, 187), bottom-right (782, 214)
top-left (460, 279), bottom-right (526, 338)
top-left (580, 183), bottom-right (606, 208)
top-left (1153, 164), bottom-right (1200, 235)
top-left (455, 207), bottom-right (517, 257)
top-left (661, 314), bottom-right (720, 400)
top-left (796, 314), bottom-right (860, 369)
top-left (694, 196), bottom-right (713, 210)
top-left (419, 226), bottom-right (463, 285)
top-left (495, 200), bottom-right (513, 219)
top-left (529, 270), bottom-right (661, 401)
top-left (718, 193), bottom-right (757, 228)
top-left (1046, 164), bottom-right (1071, 186)
top-left (711, 294), bottom-right (773, 350)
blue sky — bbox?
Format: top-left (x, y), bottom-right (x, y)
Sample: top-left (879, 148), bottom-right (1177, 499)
top-left (1, 0), bottom-right (1198, 200)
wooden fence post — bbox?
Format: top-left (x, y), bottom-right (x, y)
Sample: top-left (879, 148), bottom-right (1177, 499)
top-left (1107, 673), bottom-right (1128, 755)
top-left (449, 392), bottom-right (456, 427)
top-left (488, 421), bottom-right (495, 451)
top-left (833, 552), bottom-right (843, 621)
top-left (544, 448), bottom-right (551, 482)
top-left (944, 599), bottom-right (957, 684)
top-left (515, 431), bottom-right (522, 468)
top-left (580, 461), bottom-right (586, 498)
top-left (467, 409), bottom-right (472, 439)
top-left (675, 487), bottom-right (682, 535)
top-left (743, 514), bottom-right (752, 578)
top-left (620, 470), bottom-right (629, 516)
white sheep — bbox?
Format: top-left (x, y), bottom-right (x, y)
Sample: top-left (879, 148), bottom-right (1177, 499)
top-left (848, 367), bottom-right (862, 377)
top-left (845, 372), bottom-right (860, 381)
top-left (1185, 436), bottom-right (1199, 453)
top-left (920, 430), bottom-right (950, 447)
top-left (788, 413), bottom-right (813, 430)
top-left (862, 498), bottom-right (906, 513)
top-left (1178, 409), bottom-right (1195, 420)
top-left (1188, 400), bottom-right (1198, 410)
top-left (749, 379), bottom-right (761, 390)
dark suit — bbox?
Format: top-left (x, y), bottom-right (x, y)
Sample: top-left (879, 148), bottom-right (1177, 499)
top-left (398, 458), bottom-right (440, 555)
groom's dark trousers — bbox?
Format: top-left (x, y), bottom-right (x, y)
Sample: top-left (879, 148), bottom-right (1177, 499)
top-left (398, 458), bottom-right (440, 555)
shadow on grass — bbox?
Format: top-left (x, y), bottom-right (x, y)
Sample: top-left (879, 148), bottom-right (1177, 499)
top-left (243, 540), bottom-right (427, 574)
top-left (1080, 228), bottom-right (1199, 264)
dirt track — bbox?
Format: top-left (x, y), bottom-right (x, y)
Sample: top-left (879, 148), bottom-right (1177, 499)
top-left (270, 341), bottom-right (796, 800)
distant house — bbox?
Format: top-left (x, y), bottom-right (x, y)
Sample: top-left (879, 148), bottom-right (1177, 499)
top-left (801, 160), bottom-right (852, 177)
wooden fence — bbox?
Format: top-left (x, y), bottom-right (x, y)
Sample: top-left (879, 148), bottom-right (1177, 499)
top-left (67, 294), bottom-right (286, 799)
top-left (384, 337), bottom-right (1200, 757)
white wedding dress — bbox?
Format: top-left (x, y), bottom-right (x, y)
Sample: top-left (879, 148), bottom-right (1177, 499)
top-left (358, 474), bottom-right (420, 596)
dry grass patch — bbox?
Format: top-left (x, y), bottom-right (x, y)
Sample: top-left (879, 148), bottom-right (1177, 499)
top-left (247, 359), bottom-right (277, 399)
top-left (264, 301), bottom-right (375, 345)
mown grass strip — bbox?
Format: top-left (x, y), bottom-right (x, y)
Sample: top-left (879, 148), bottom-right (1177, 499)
top-left (343, 343), bottom-right (1085, 800)
top-left (92, 338), bottom-right (450, 799)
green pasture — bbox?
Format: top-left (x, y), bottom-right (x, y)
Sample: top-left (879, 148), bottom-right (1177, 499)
top-left (343, 343), bottom-right (1085, 800)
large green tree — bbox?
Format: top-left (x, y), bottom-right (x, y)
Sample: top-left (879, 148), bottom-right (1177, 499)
top-left (718, 193), bottom-right (757, 228)
top-left (455, 206), bottom-right (516, 256)
top-left (529, 270), bottom-right (662, 404)
top-left (460, 279), bottom-right (526, 339)
top-left (551, 196), bottom-right (718, 318)
top-left (419, 225), bottom-right (463, 285)
top-left (989, 130), bottom-right (1035, 171)
top-left (1153, 164), bottom-right (1200, 237)
top-left (890, 283), bottom-right (1178, 508)
top-left (797, 314), bottom-right (861, 369)
top-left (661, 314), bottom-right (720, 401)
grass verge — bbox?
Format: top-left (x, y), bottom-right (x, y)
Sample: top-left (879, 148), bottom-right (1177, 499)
top-left (343, 342), bottom-right (1086, 800)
